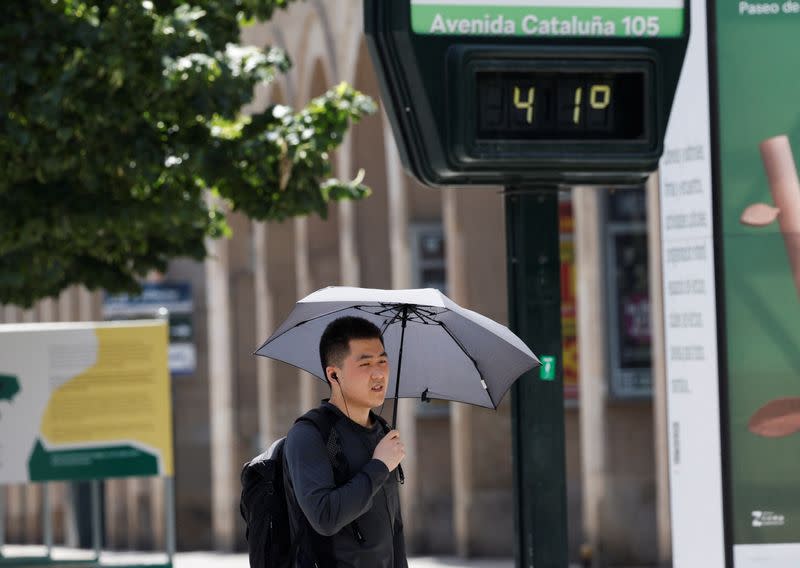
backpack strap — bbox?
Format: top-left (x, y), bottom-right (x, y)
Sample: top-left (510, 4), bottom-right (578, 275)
top-left (294, 405), bottom-right (367, 548)
top-left (297, 406), bottom-right (350, 485)
top-left (371, 412), bottom-right (405, 485)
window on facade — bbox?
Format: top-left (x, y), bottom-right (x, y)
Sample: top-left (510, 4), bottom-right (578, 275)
top-left (409, 223), bottom-right (450, 416)
top-left (605, 189), bottom-right (653, 399)
top-left (410, 224), bottom-right (447, 294)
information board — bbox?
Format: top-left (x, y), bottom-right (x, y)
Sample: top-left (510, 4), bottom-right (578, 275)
top-left (659, 0), bottom-right (726, 564)
top-left (0, 321), bottom-right (174, 484)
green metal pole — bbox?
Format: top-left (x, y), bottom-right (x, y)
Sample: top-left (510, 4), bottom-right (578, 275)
top-left (0, 486), bottom-right (4, 556)
top-left (507, 189), bottom-right (568, 568)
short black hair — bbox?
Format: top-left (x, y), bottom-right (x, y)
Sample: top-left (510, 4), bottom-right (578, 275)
top-left (319, 316), bottom-right (384, 376)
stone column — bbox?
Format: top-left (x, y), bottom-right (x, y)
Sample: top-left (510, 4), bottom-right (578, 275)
top-left (295, 217), bottom-right (317, 412)
top-left (205, 220), bottom-right (237, 551)
top-left (444, 187), bottom-right (513, 557)
top-left (647, 173), bottom-right (672, 566)
top-left (57, 289), bottom-right (76, 323)
top-left (443, 187), bottom-right (471, 557)
top-left (337, 135), bottom-right (361, 288)
top-left (125, 479), bottom-right (143, 549)
top-left (147, 479), bottom-right (165, 550)
top-left (574, 187), bottom-right (610, 566)
top-left (253, 222), bottom-right (279, 449)
top-left (77, 288), bottom-right (94, 322)
top-left (384, 118), bottom-right (418, 550)
top-left (265, 217), bottom-right (300, 435)
top-left (38, 299), bottom-right (56, 322)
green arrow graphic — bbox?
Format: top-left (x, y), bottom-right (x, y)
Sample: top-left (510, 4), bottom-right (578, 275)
top-left (0, 374), bottom-right (21, 402)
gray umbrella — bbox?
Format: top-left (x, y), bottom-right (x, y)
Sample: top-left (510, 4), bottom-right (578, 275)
top-left (254, 286), bottom-right (540, 427)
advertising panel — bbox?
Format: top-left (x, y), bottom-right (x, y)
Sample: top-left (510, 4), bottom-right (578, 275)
top-left (0, 321), bottom-right (173, 484)
top-left (714, 0), bottom-right (800, 563)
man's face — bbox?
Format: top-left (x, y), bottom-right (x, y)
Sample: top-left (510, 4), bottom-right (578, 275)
top-left (335, 337), bottom-right (389, 410)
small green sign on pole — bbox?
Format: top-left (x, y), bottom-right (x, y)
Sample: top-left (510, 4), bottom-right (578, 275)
top-left (539, 355), bottom-right (557, 381)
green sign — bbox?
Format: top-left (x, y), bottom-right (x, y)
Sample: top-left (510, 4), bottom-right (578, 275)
top-left (411, 0), bottom-right (685, 38)
top-left (539, 355), bottom-right (557, 381)
top-left (714, 0), bottom-right (800, 561)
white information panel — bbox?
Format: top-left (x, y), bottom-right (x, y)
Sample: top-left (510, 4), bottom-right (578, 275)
top-left (658, 0), bottom-right (725, 565)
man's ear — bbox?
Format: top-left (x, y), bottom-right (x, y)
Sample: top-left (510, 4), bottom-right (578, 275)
top-left (325, 366), bottom-right (339, 385)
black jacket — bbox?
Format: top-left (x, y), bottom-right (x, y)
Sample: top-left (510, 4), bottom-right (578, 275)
top-left (283, 402), bottom-right (408, 568)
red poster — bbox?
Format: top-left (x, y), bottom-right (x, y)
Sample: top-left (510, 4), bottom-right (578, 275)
top-left (559, 198), bottom-right (578, 402)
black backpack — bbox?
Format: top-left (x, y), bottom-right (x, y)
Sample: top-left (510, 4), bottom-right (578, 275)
top-left (240, 406), bottom-right (398, 568)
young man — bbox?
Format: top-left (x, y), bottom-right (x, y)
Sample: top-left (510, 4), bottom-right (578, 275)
top-left (283, 316), bottom-right (408, 568)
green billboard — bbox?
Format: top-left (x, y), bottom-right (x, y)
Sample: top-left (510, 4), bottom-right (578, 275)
top-left (714, 0), bottom-right (800, 563)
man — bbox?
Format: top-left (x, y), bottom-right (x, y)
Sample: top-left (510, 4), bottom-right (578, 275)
top-left (283, 316), bottom-right (408, 568)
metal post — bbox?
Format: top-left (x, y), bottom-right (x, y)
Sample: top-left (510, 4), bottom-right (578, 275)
top-left (0, 487), bottom-right (5, 555)
top-left (507, 189), bottom-right (568, 568)
top-left (43, 483), bottom-right (53, 557)
top-left (165, 477), bottom-right (176, 567)
top-left (91, 480), bottom-right (101, 561)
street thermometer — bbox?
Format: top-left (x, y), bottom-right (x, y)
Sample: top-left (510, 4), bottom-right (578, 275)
top-left (365, 0), bottom-right (689, 186)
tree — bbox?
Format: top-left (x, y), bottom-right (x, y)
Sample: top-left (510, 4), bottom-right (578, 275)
top-left (0, 0), bottom-right (376, 307)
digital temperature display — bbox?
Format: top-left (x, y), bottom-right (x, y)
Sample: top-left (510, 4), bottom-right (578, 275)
top-left (476, 71), bottom-right (646, 140)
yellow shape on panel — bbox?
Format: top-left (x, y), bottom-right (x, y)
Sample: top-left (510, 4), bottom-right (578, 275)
top-left (40, 322), bottom-right (174, 476)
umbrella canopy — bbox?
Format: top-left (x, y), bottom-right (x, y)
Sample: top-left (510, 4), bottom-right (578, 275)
top-left (255, 287), bottom-right (539, 413)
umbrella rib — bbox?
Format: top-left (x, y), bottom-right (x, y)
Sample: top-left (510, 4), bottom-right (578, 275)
top-left (414, 306), bottom-right (440, 318)
top-left (380, 307), bottom-right (406, 327)
top-left (410, 306), bottom-right (440, 325)
top-left (373, 305), bottom-right (400, 317)
top-left (357, 303), bottom-right (405, 318)
top-left (438, 321), bottom-right (496, 409)
top-left (357, 304), bottom-right (444, 327)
